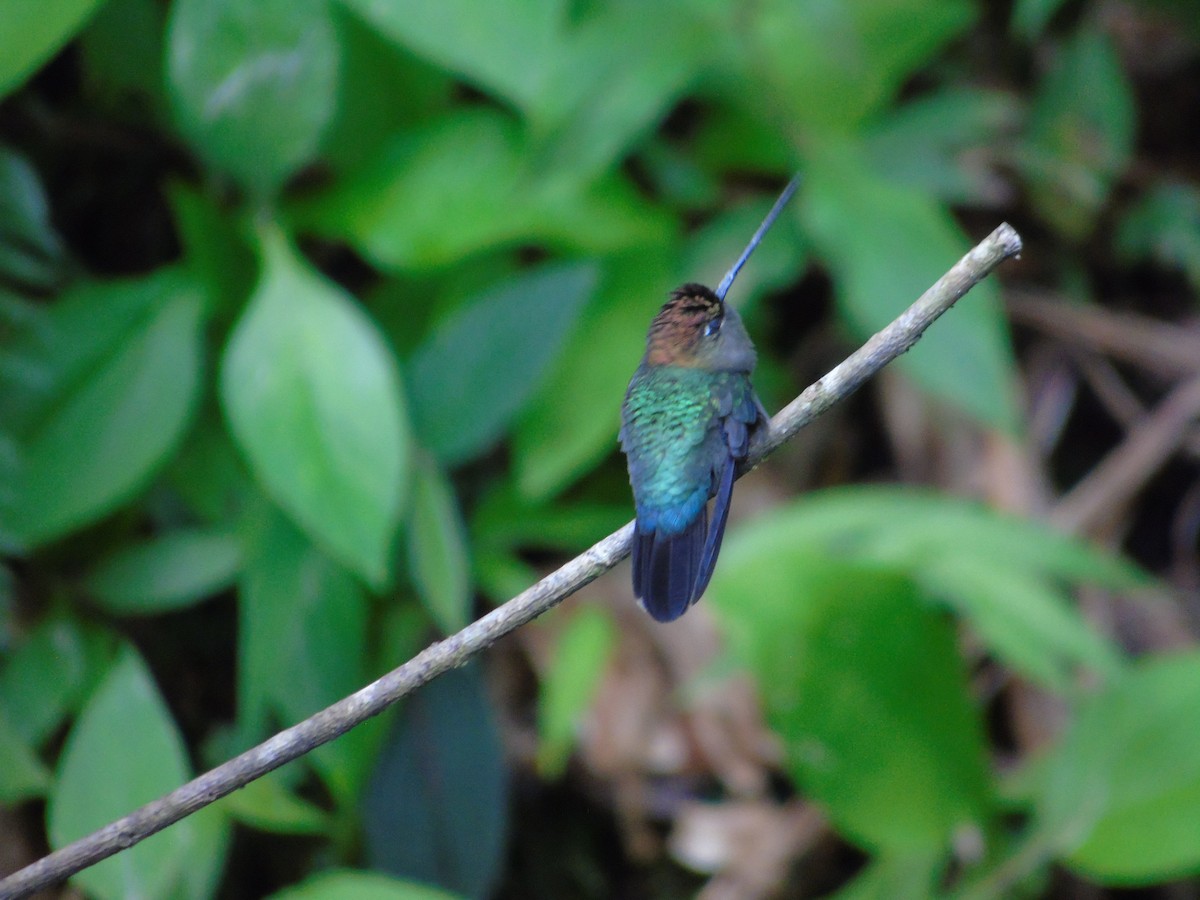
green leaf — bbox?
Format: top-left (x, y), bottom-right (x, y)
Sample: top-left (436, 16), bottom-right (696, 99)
top-left (78, 0), bottom-right (166, 109)
top-left (407, 261), bottom-right (596, 464)
top-left (802, 136), bottom-right (1020, 433)
top-left (1012, 0), bottom-right (1070, 38)
top-left (718, 487), bottom-right (1136, 689)
top-left (862, 88), bottom-right (1021, 205)
top-left (238, 503), bottom-right (374, 803)
top-left (0, 614), bottom-right (114, 746)
top-left (0, 269), bottom-right (205, 548)
top-left (513, 248), bottom-right (674, 500)
top-left (762, 488), bottom-right (1142, 591)
top-left (925, 558), bottom-right (1121, 690)
top-left (48, 646), bottom-right (200, 900)
top-left (85, 529), bottom-right (242, 615)
top-left (1038, 652), bottom-right (1200, 884)
top-left (528, 2), bottom-right (706, 179)
top-left (739, 0), bottom-right (975, 130)
top-left (1020, 27), bottom-right (1135, 240)
top-left (1116, 181), bottom-right (1200, 294)
top-left (708, 556), bottom-right (992, 852)
top-left (363, 662), bottom-right (509, 898)
top-left (319, 10), bottom-right (453, 174)
top-left (176, 803), bottom-right (233, 900)
top-left (337, 0), bottom-right (562, 110)
top-left (0, 0), bottom-right (107, 98)
top-left (293, 110), bottom-right (672, 271)
top-left (295, 110), bottom-right (524, 270)
top-left (471, 484), bottom-right (630, 554)
top-left (0, 145), bottom-right (67, 292)
top-left (269, 870), bottom-right (464, 900)
top-left (218, 772), bottom-right (331, 835)
top-left (831, 849), bottom-right (944, 900)
top-left (165, 410), bottom-right (254, 524)
top-left (406, 453), bottom-right (471, 633)
top-left (307, 111), bottom-right (537, 272)
top-left (0, 700), bottom-right (50, 802)
top-left (167, 182), bottom-right (257, 317)
top-left (536, 607), bottom-right (616, 778)
top-left (221, 228), bottom-right (408, 587)
top-left (166, 0), bottom-right (339, 196)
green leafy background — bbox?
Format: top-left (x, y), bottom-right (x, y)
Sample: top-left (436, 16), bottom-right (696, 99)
top-left (2, 0), bottom-right (1199, 896)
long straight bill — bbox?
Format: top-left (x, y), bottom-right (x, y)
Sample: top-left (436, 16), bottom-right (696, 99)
top-left (715, 174), bottom-right (802, 301)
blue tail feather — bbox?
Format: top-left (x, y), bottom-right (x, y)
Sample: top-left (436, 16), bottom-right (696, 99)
top-left (635, 507), bottom-right (708, 622)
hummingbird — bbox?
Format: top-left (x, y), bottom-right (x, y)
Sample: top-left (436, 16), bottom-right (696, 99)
top-left (619, 176), bottom-right (800, 622)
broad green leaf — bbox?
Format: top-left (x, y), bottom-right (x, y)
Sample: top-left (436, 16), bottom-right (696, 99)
top-left (730, 487), bottom-right (1143, 590)
top-left (167, 0), bottom-right (339, 196)
top-left (85, 528), bottom-right (242, 615)
top-left (709, 557), bottom-right (992, 851)
top-left (1038, 652), bottom-right (1200, 883)
top-left (536, 607), bottom-right (616, 778)
top-left (718, 487), bottom-right (1136, 688)
top-left (1116, 181), bottom-right (1200, 294)
top-left (831, 850), bottom-right (944, 900)
top-left (175, 803), bottom-right (232, 900)
top-left (320, 10), bottom-right (453, 174)
top-left (406, 453), bottom-right (471, 633)
top-left (337, 0), bottom-right (562, 110)
top-left (474, 549), bottom-right (539, 603)
top-left (529, 2), bottom-right (706, 179)
top-left (0, 145), bottom-right (67, 291)
top-left (925, 559), bottom-right (1121, 689)
top-left (513, 248), bottom-right (674, 500)
top-left (472, 484), bottom-right (630, 554)
top-left (0, 562), bottom-right (10, 640)
top-left (78, 0), bottom-right (165, 110)
top-left (167, 183), bottom-right (257, 318)
top-left (363, 662), bottom-right (509, 898)
top-left (689, 104), bottom-right (795, 175)
top-left (238, 504), bottom-right (374, 803)
top-left (862, 88), bottom-right (1021, 205)
top-left (803, 136), bottom-right (1020, 433)
top-left (739, 0), bottom-right (975, 130)
top-left (0, 0), bottom-right (107, 98)
top-left (0, 269), bottom-right (204, 547)
top-left (221, 229), bottom-right (408, 587)
top-left (218, 772), bottom-right (331, 835)
top-left (1020, 27), bottom-right (1135, 240)
top-left (0, 615), bottom-right (115, 746)
top-left (0, 701), bottom-right (50, 802)
top-left (49, 646), bottom-right (198, 900)
top-left (520, 171), bottom-right (676, 255)
top-left (1012, 0), bottom-right (1070, 38)
top-left (165, 410), bottom-right (254, 523)
top-left (407, 262), bottom-right (596, 463)
top-left (294, 110), bottom-right (673, 271)
top-left (296, 110), bottom-right (525, 270)
top-left (270, 870), bottom-right (464, 900)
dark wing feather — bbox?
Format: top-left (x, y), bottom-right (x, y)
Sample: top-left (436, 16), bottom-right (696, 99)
top-left (638, 507), bottom-right (707, 622)
top-left (693, 455), bottom-right (733, 601)
top-left (688, 378), bottom-right (766, 605)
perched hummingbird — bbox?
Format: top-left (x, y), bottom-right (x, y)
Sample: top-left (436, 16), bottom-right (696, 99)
top-left (619, 177), bottom-right (800, 622)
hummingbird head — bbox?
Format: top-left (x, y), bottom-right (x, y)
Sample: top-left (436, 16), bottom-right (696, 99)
top-left (645, 283), bottom-right (756, 372)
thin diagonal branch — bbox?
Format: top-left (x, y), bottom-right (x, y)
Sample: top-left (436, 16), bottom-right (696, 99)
top-left (0, 223), bottom-right (1023, 900)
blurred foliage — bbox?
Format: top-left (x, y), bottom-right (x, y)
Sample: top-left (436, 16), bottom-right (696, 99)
top-left (1, 0), bottom-right (1198, 897)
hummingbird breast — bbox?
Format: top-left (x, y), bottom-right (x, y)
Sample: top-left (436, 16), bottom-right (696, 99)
top-left (619, 366), bottom-right (738, 530)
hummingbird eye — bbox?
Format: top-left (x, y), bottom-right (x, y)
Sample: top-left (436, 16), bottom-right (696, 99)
top-left (704, 315), bottom-right (723, 338)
